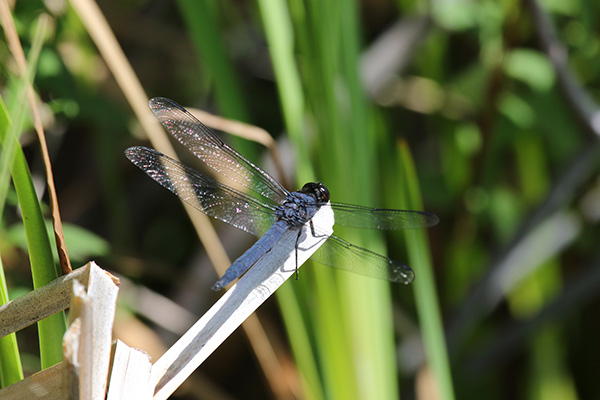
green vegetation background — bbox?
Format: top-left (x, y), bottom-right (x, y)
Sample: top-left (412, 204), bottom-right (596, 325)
top-left (1, 0), bottom-right (599, 399)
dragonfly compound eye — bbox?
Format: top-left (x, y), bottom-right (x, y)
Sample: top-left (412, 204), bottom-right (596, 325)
top-left (301, 182), bottom-right (330, 202)
top-left (315, 183), bottom-right (330, 202)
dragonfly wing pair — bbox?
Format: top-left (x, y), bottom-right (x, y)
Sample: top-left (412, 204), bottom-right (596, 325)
top-left (126, 97), bottom-right (438, 287)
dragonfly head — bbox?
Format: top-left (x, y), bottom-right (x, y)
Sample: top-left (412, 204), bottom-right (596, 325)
top-left (300, 182), bottom-right (330, 203)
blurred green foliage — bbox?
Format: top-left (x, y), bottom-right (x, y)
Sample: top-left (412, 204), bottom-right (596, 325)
top-left (1, 0), bottom-right (600, 399)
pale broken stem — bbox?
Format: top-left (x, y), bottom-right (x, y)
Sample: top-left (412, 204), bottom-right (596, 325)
top-left (0, 262), bottom-right (120, 399)
top-left (0, 363), bottom-right (63, 400)
top-left (63, 263), bottom-right (120, 399)
top-left (106, 340), bottom-right (153, 400)
top-left (0, 262), bottom-right (119, 338)
top-left (151, 205), bottom-right (335, 400)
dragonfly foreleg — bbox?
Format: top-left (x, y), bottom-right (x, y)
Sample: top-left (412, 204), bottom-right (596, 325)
top-left (294, 227), bottom-right (303, 280)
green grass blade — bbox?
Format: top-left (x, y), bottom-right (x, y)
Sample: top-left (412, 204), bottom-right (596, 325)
top-left (175, 0), bottom-right (249, 122)
top-left (311, 272), bottom-right (356, 400)
top-left (276, 284), bottom-right (324, 400)
top-left (260, 1), bottom-right (400, 399)
top-left (398, 140), bottom-right (455, 400)
top-left (0, 14), bottom-right (66, 370)
top-left (0, 41), bottom-right (25, 389)
top-left (1, 112), bottom-right (65, 369)
top-left (332, 3), bottom-right (399, 399)
top-left (0, 325), bottom-right (23, 387)
top-left (0, 209), bottom-right (24, 387)
top-left (257, 1), bottom-right (323, 398)
top-left (299, 1), bottom-right (399, 398)
top-left (257, 0), bottom-right (312, 179)
top-left (0, 92), bottom-right (23, 223)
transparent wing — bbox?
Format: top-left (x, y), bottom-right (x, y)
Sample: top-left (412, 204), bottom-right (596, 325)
top-left (310, 234), bottom-right (415, 284)
top-left (326, 202), bottom-right (439, 230)
top-left (149, 97), bottom-right (289, 204)
top-left (125, 146), bottom-right (277, 236)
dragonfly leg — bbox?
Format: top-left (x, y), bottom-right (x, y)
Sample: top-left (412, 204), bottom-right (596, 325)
top-left (294, 228), bottom-right (303, 280)
top-left (309, 220), bottom-right (329, 238)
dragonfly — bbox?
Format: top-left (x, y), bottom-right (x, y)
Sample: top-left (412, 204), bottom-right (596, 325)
top-left (125, 98), bottom-right (439, 290)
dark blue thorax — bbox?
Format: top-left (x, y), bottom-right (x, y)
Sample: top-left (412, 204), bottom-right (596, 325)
top-left (275, 191), bottom-right (320, 227)
top-left (211, 190), bottom-right (322, 290)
